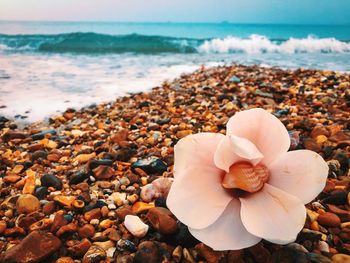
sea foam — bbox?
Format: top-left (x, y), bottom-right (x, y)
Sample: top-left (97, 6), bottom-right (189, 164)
top-left (198, 35), bottom-right (350, 54)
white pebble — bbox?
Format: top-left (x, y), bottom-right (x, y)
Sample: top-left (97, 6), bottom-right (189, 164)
top-left (90, 219), bottom-right (100, 225)
top-left (124, 215), bottom-right (149, 238)
top-left (108, 204), bottom-right (117, 210)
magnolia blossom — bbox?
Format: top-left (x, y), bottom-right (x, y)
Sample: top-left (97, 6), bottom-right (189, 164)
top-left (167, 108), bottom-right (329, 251)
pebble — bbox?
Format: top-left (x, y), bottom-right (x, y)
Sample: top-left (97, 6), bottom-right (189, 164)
top-left (195, 243), bottom-right (224, 263)
top-left (0, 220), bottom-right (7, 234)
top-left (16, 194), bottom-right (40, 214)
top-left (84, 208), bottom-right (101, 221)
top-left (131, 156), bottom-right (167, 175)
top-left (40, 174), bottom-right (63, 190)
top-left (82, 245), bottom-right (106, 263)
top-left (140, 177), bottom-right (173, 202)
top-left (0, 230), bottom-right (62, 263)
top-left (134, 241), bottom-right (170, 263)
top-left (147, 207), bottom-right (178, 235)
top-left (331, 254), bottom-right (350, 263)
top-left (117, 239), bottom-right (136, 252)
top-left (93, 240), bottom-right (114, 251)
top-left (93, 165), bottom-right (115, 180)
top-left (318, 212), bottom-right (341, 227)
top-left (78, 224), bottom-right (96, 238)
top-left (124, 215), bottom-right (149, 238)
top-left (322, 192), bottom-right (348, 205)
top-left (55, 257), bottom-right (75, 263)
top-left (34, 186), bottom-right (49, 200)
top-left (132, 201), bottom-right (155, 214)
top-left (69, 172), bottom-right (89, 185)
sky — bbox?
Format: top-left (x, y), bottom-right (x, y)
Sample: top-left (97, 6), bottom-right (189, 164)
top-left (0, 0), bottom-right (349, 24)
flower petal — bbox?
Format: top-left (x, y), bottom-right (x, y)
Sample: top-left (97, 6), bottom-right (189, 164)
top-left (189, 198), bottom-right (261, 251)
top-left (240, 184), bottom-right (306, 244)
top-left (214, 134), bottom-right (264, 172)
top-left (174, 133), bottom-right (225, 178)
top-left (268, 150), bottom-right (329, 204)
top-left (226, 108), bottom-right (290, 165)
top-left (167, 165), bottom-right (232, 229)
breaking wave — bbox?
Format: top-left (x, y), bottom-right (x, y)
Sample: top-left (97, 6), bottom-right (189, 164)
top-left (0, 32), bottom-right (349, 54)
top-left (198, 34), bottom-right (350, 54)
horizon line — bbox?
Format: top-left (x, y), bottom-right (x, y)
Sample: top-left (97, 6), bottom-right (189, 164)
top-left (0, 19), bottom-right (349, 26)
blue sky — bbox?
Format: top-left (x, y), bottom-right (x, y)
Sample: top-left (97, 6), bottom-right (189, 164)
top-left (0, 0), bottom-right (349, 24)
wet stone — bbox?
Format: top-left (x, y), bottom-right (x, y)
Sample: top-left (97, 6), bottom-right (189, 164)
top-left (31, 150), bottom-right (48, 161)
top-left (93, 165), bottom-right (115, 180)
top-left (168, 222), bottom-right (199, 247)
top-left (131, 156), bottom-right (167, 175)
top-left (69, 172), bottom-right (89, 185)
top-left (34, 186), bottom-right (49, 200)
top-left (317, 212), bottom-right (341, 227)
top-left (307, 253), bottom-right (331, 263)
top-left (229, 76), bottom-right (241, 83)
top-left (78, 224), bottom-right (95, 238)
top-left (88, 159), bottom-right (113, 170)
top-left (154, 197), bottom-right (167, 208)
top-left (41, 174), bottom-right (63, 190)
top-left (147, 207), bottom-right (178, 235)
top-left (117, 239), bottom-right (136, 252)
top-left (133, 242), bottom-right (158, 263)
top-left (82, 245), bottom-right (106, 263)
top-left (2, 131), bottom-right (28, 142)
top-left (31, 129), bottom-right (56, 141)
top-left (322, 191), bottom-right (348, 205)
top-left (271, 247), bottom-right (308, 263)
top-left (0, 231), bottom-right (62, 263)
top-left (16, 194), bottom-right (40, 214)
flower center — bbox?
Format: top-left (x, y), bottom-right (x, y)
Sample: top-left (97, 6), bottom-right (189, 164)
top-left (222, 162), bottom-right (269, 193)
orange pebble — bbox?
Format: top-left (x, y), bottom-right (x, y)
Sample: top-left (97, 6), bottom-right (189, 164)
top-left (310, 221), bottom-right (320, 231)
top-left (317, 208), bottom-right (326, 215)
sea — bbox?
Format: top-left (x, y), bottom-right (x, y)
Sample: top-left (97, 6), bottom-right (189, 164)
top-left (0, 21), bottom-right (350, 122)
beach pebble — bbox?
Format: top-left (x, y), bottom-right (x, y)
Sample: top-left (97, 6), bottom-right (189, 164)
top-left (0, 220), bottom-right (7, 234)
top-left (322, 191), bottom-right (348, 205)
top-left (131, 156), bottom-right (167, 175)
top-left (84, 208), bottom-right (101, 221)
top-left (93, 165), bottom-right (115, 180)
top-left (56, 257), bottom-right (75, 263)
top-left (332, 254), bottom-right (350, 263)
top-left (317, 212), bottom-right (341, 227)
top-left (140, 177), bottom-right (173, 202)
top-left (41, 174), bottom-right (63, 190)
top-left (34, 186), bottom-right (49, 200)
top-left (69, 172), bottom-right (89, 185)
top-left (195, 243), bottom-right (224, 263)
top-left (147, 207), bottom-right (178, 235)
top-left (93, 240), bottom-right (114, 251)
top-left (117, 239), bottom-right (136, 252)
top-left (140, 184), bottom-right (156, 202)
top-left (132, 201), bottom-right (155, 214)
top-left (134, 241), bottom-right (170, 263)
top-left (0, 231), bottom-right (61, 263)
top-left (124, 215), bottom-right (149, 238)
top-left (78, 224), bottom-right (96, 238)
top-left (82, 245), bottom-right (106, 263)
top-left (16, 194), bottom-right (40, 214)
top-left (318, 241), bottom-right (330, 252)
top-left (2, 131), bottom-right (28, 142)
top-left (229, 76), bottom-right (241, 83)
top-left (116, 205), bottom-right (135, 220)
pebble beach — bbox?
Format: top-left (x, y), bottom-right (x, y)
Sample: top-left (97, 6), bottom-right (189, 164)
top-left (0, 64), bottom-right (350, 262)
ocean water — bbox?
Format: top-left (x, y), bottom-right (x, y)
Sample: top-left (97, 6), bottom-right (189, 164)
top-left (1, 21), bottom-right (350, 122)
